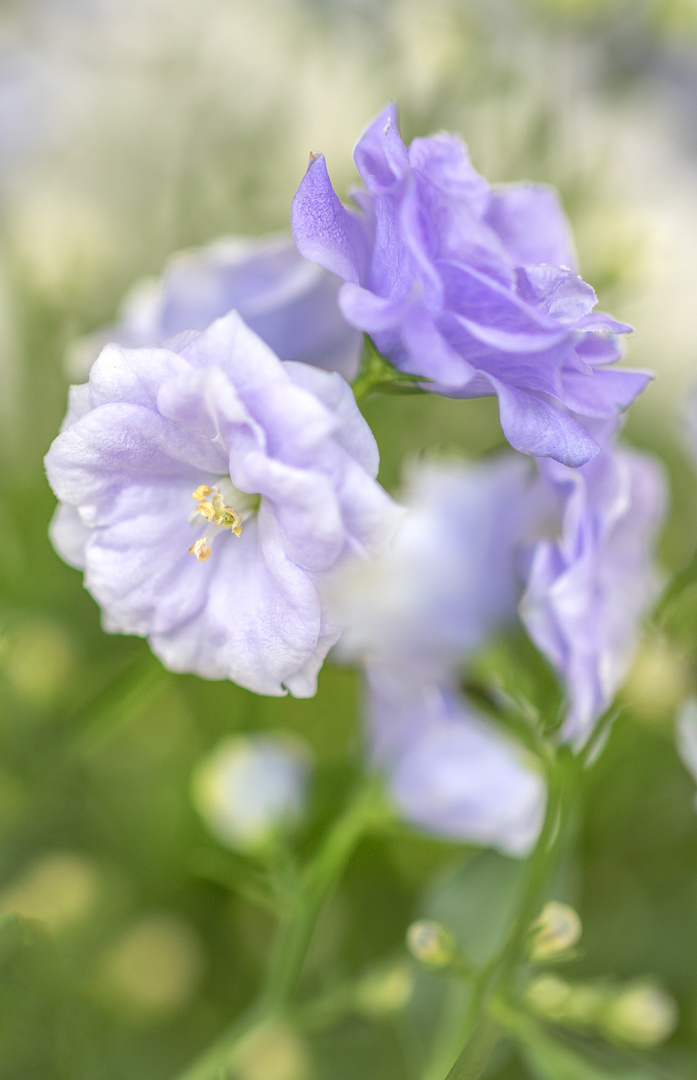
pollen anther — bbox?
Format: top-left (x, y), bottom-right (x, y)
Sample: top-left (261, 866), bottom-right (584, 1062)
top-left (189, 538), bottom-right (212, 562)
top-left (189, 483), bottom-right (247, 559)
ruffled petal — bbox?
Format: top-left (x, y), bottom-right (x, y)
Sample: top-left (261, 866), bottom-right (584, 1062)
top-left (560, 366), bottom-right (653, 419)
top-left (45, 402), bottom-right (227, 508)
top-left (291, 153), bottom-right (370, 284)
top-left (490, 378), bottom-right (600, 467)
top-left (49, 503), bottom-right (91, 570)
top-left (486, 183), bottom-right (577, 269)
top-left (151, 507), bottom-right (321, 696)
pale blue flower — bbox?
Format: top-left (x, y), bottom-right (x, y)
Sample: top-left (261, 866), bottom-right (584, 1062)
top-left (70, 235), bottom-right (361, 382)
top-left (521, 434), bottom-right (667, 744)
top-left (367, 669), bottom-right (545, 856)
top-left (46, 311), bottom-right (399, 696)
top-left (292, 104), bottom-right (651, 467)
top-left (337, 454), bottom-right (532, 679)
top-left (191, 733), bottom-right (311, 850)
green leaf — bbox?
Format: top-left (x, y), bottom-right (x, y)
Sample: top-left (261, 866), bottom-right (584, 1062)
top-left (654, 547), bottom-right (697, 622)
top-left (422, 850), bottom-right (525, 969)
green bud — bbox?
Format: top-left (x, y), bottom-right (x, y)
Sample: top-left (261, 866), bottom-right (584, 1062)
top-left (406, 920), bottom-right (456, 968)
top-left (528, 901), bottom-right (582, 961)
top-left (602, 984), bottom-right (678, 1047)
top-left (524, 974), bottom-right (572, 1021)
top-left (233, 1021), bottom-right (310, 1080)
top-left (355, 962), bottom-right (415, 1016)
top-left (0, 851), bottom-right (99, 934)
top-left (562, 983), bottom-right (607, 1027)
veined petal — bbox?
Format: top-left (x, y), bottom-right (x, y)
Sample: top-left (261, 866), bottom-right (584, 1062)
top-left (490, 378), bottom-right (600, 466)
top-left (291, 152), bottom-right (370, 284)
top-left (290, 107), bottom-right (649, 465)
top-left (152, 507), bottom-right (322, 696)
top-left (46, 402), bottom-right (227, 506)
top-left (560, 366), bottom-right (653, 419)
top-left (47, 314), bottom-right (396, 695)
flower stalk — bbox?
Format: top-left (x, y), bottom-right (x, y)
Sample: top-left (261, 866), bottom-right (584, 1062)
top-left (437, 747), bottom-right (577, 1080)
top-left (172, 782), bottom-right (390, 1080)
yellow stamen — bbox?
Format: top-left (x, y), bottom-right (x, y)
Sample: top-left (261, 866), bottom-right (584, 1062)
top-left (224, 506), bottom-right (242, 536)
top-left (197, 500), bottom-right (216, 520)
top-left (189, 482), bottom-right (254, 559)
top-left (189, 538), bottom-right (212, 562)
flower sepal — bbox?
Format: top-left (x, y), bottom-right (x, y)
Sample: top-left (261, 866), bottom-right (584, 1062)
top-left (352, 336), bottom-right (431, 402)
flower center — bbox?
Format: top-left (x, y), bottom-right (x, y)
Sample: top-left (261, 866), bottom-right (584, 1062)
top-left (188, 481), bottom-right (260, 562)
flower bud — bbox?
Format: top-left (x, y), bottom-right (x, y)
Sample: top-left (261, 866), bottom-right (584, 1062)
top-left (98, 913), bottom-right (204, 1019)
top-left (233, 1020), bottom-right (310, 1080)
top-left (355, 962), bottom-right (415, 1015)
top-left (191, 734), bottom-right (312, 852)
top-left (2, 619), bottom-right (76, 707)
top-left (525, 975), bottom-right (572, 1021)
top-left (406, 920), bottom-right (456, 968)
top-left (0, 851), bottom-right (99, 933)
top-left (602, 984), bottom-right (678, 1047)
top-left (562, 983), bottom-right (607, 1027)
top-left (528, 901), bottom-right (582, 961)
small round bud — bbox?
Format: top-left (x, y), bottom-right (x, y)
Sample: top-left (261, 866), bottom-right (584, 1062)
top-left (562, 983), bottom-right (607, 1027)
top-left (2, 619), bottom-right (76, 706)
top-left (602, 984), bottom-right (678, 1047)
top-left (525, 975), bottom-right (572, 1021)
top-left (98, 913), bottom-right (204, 1019)
top-left (406, 920), bottom-right (456, 968)
top-left (191, 734), bottom-right (312, 852)
top-left (355, 962), bottom-right (415, 1015)
top-left (0, 851), bottom-right (99, 933)
top-left (528, 901), bottom-right (582, 961)
top-left (233, 1020), bottom-right (310, 1080)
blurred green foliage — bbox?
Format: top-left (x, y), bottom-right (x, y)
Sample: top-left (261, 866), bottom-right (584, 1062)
top-left (0, 1), bottom-right (696, 1078)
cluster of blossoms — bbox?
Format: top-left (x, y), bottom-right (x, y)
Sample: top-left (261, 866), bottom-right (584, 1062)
top-left (46, 106), bottom-right (666, 857)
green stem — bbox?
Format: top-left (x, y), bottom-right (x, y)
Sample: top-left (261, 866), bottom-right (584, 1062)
top-left (441, 1015), bottom-right (501, 1080)
top-left (261, 785), bottom-right (383, 1012)
top-left (170, 1004), bottom-right (266, 1080)
top-left (440, 751), bottom-right (575, 1080)
top-left (172, 783), bottom-right (388, 1080)
top-left (420, 980), bottom-right (475, 1080)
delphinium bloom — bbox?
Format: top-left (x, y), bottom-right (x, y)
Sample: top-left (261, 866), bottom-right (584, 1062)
top-left (192, 733), bottom-right (312, 851)
top-left (46, 311), bottom-right (400, 696)
top-left (337, 454), bottom-right (533, 679)
top-left (367, 669), bottom-right (545, 856)
top-left (291, 104), bottom-right (651, 467)
top-left (520, 429), bottom-right (667, 745)
top-left (335, 455), bottom-right (545, 854)
top-left (69, 235), bottom-right (361, 382)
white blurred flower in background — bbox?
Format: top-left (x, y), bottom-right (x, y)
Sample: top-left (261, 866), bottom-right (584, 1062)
top-left (192, 734), bottom-right (312, 852)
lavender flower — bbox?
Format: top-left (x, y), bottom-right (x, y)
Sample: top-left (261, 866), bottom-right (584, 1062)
top-left (337, 454), bottom-right (532, 679)
top-left (291, 104), bottom-right (650, 467)
top-left (69, 235), bottom-right (361, 382)
top-left (367, 669), bottom-right (545, 856)
top-left (520, 433), bottom-right (667, 745)
top-left (46, 311), bottom-right (399, 696)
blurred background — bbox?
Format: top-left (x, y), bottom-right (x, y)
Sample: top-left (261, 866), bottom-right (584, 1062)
top-left (2, 0), bottom-right (697, 1077)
